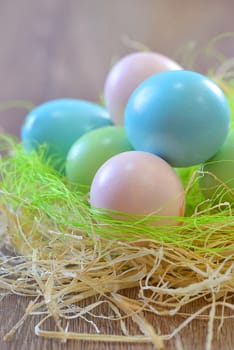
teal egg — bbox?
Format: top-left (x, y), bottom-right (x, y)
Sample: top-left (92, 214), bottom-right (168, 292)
top-left (199, 129), bottom-right (234, 202)
top-left (125, 70), bottom-right (231, 167)
top-left (21, 99), bottom-right (112, 171)
top-left (65, 126), bottom-right (133, 191)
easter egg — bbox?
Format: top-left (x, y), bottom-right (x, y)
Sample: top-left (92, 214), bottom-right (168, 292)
top-left (65, 126), bottom-right (133, 190)
top-left (199, 129), bottom-right (234, 202)
top-left (125, 70), bottom-right (231, 167)
top-left (21, 99), bottom-right (112, 171)
top-left (90, 151), bottom-right (185, 224)
top-left (104, 51), bottom-right (182, 125)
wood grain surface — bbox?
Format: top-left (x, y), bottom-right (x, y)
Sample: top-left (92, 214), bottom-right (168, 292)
top-left (0, 1), bottom-right (233, 349)
top-left (0, 293), bottom-right (233, 350)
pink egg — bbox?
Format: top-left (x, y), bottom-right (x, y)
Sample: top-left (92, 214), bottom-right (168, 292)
top-left (104, 52), bottom-right (182, 125)
top-left (90, 151), bottom-right (185, 224)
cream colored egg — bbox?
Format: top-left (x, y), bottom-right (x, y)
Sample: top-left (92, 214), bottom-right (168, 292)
top-left (90, 151), bottom-right (185, 225)
top-left (104, 52), bottom-right (182, 125)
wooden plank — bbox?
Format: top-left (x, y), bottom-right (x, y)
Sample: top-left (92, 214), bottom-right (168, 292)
top-left (0, 293), bottom-right (233, 350)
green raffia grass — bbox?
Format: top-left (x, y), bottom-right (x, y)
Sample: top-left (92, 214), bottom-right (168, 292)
top-left (0, 137), bottom-right (231, 254)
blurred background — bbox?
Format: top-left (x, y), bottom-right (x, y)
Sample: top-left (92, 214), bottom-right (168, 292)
top-left (0, 0), bottom-right (233, 135)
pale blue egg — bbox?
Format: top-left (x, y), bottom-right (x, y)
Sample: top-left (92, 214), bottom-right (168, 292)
top-left (124, 70), bottom-right (231, 167)
top-left (21, 99), bottom-right (112, 171)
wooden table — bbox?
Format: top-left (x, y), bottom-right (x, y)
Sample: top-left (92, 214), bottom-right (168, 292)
top-left (0, 1), bottom-right (233, 349)
top-left (0, 293), bottom-right (233, 350)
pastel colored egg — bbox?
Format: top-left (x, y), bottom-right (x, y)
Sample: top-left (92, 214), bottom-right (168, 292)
top-left (125, 70), bottom-right (231, 167)
top-left (65, 126), bottom-right (133, 190)
top-left (199, 129), bottom-right (234, 202)
top-left (104, 51), bottom-right (182, 125)
top-left (90, 151), bottom-right (185, 224)
top-left (21, 99), bottom-right (112, 171)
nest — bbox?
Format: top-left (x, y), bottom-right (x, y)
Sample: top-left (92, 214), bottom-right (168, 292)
top-left (0, 35), bottom-right (234, 350)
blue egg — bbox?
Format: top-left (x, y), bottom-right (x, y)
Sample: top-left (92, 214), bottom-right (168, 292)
top-left (21, 99), bottom-right (112, 171)
top-left (124, 70), bottom-right (231, 167)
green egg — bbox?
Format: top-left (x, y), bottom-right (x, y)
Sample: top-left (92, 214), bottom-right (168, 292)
top-left (65, 126), bottom-right (133, 191)
top-left (199, 129), bottom-right (234, 202)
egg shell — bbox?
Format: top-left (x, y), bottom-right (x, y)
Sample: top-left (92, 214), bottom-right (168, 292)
top-left (65, 126), bottom-right (133, 190)
top-left (104, 51), bottom-right (182, 125)
top-left (125, 70), bottom-right (231, 167)
top-left (90, 151), bottom-right (185, 224)
top-left (21, 99), bottom-right (112, 171)
top-left (199, 129), bottom-right (234, 202)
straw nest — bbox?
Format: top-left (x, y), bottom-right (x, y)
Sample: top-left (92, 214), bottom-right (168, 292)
top-left (0, 35), bottom-right (234, 350)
